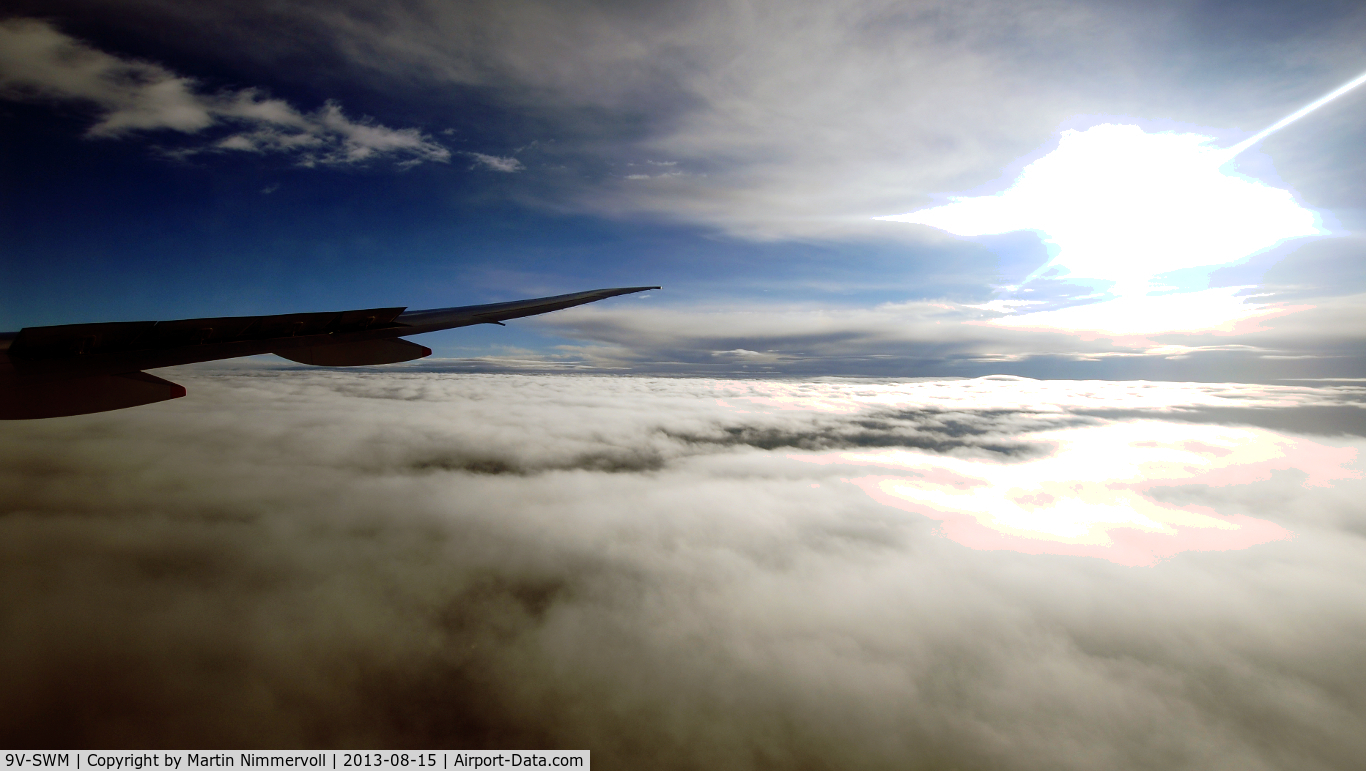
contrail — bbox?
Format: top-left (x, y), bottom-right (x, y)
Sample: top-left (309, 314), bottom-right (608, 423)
top-left (1219, 68), bottom-right (1366, 161)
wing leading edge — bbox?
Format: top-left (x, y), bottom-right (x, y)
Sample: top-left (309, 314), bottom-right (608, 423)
top-left (0, 286), bottom-right (658, 419)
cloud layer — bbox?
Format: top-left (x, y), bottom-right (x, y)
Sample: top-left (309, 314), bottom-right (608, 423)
top-left (2, 370), bottom-right (1364, 766)
top-left (0, 18), bottom-right (450, 166)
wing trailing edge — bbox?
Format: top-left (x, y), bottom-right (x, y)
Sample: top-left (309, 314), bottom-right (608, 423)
top-left (394, 286), bottom-right (660, 331)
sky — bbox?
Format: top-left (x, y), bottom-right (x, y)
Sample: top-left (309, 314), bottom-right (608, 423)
top-left (2, 0), bottom-right (1366, 380)
top-left (3, 1), bottom-right (1366, 763)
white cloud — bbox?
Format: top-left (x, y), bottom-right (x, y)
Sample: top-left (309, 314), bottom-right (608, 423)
top-left (469, 152), bottom-right (525, 172)
top-left (0, 18), bottom-right (450, 167)
top-left (0, 17), bottom-right (211, 134)
top-left (2, 370), bottom-right (1364, 763)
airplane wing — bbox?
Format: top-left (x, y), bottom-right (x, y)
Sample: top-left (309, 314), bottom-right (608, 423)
top-left (0, 286), bottom-right (658, 419)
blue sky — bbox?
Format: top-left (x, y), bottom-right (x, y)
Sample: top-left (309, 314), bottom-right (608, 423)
top-left (3, 0), bottom-right (1365, 380)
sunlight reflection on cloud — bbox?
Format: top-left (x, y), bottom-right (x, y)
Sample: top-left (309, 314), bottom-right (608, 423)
top-left (714, 377), bottom-right (1361, 566)
top-left (796, 422), bottom-right (1358, 566)
top-left (879, 124), bottom-right (1321, 294)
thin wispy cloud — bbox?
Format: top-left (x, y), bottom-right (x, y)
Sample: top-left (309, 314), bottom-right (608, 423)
top-left (0, 18), bottom-right (451, 167)
top-left (469, 152), bottom-right (525, 172)
top-left (527, 292), bottom-right (1366, 379)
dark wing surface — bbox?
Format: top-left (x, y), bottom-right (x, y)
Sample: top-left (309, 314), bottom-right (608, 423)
top-left (0, 286), bottom-right (658, 419)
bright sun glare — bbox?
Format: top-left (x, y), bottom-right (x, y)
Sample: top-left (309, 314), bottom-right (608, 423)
top-left (878, 124), bottom-right (1321, 296)
top-left (877, 69), bottom-right (1366, 336)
